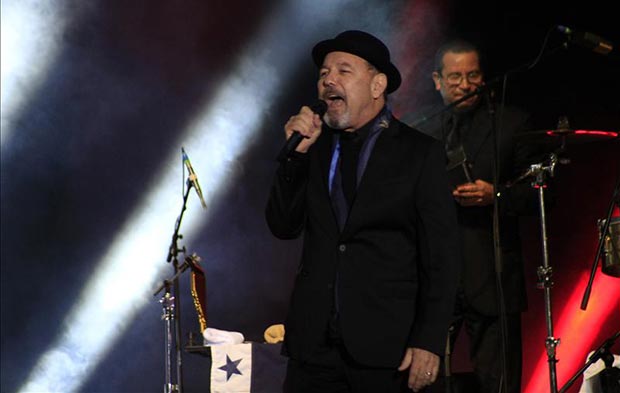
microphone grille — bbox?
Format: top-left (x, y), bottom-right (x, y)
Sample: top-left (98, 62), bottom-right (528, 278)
top-left (310, 100), bottom-right (328, 117)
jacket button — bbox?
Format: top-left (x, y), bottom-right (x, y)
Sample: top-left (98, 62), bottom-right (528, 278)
top-left (338, 244), bottom-right (346, 252)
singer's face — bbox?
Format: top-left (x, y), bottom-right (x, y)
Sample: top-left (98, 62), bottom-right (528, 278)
top-left (318, 51), bottom-right (386, 131)
top-left (432, 51), bottom-right (483, 111)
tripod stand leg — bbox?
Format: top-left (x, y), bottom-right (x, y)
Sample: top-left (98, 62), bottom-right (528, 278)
top-left (161, 289), bottom-right (178, 393)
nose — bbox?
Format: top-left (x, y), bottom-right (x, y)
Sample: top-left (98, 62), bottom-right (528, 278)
top-left (458, 78), bottom-right (472, 89)
top-left (322, 72), bottom-right (336, 87)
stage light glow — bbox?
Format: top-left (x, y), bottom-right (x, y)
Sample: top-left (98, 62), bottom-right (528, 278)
top-left (524, 270), bottom-right (620, 392)
top-left (1, 0), bottom-right (67, 146)
top-left (17, 1), bottom-right (356, 391)
top-left (545, 130), bottom-right (619, 138)
top-left (574, 130), bottom-right (618, 137)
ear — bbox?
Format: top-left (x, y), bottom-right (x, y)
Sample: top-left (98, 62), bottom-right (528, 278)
top-left (432, 71), bottom-right (442, 91)
top-left (371, 73), bottom-right (388, 99)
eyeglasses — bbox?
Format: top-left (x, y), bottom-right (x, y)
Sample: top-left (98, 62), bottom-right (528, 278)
top-left (442, 71), bottom-right (483, 85)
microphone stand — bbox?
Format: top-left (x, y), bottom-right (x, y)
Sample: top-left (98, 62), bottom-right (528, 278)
top-left (580, 172), bottom-right (620, 310)
top-left (153, 178), bottom-right (195, 393)
top-left (153, 253), bottom-right (202, 393)
top-left (157, 281), bottom-right (176, 393)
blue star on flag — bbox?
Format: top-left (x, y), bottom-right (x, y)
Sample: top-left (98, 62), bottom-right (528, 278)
top-left (218, 354), bottom-right (243, 381)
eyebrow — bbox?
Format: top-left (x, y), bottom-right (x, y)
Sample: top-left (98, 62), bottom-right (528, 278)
top-left (321, 61), bottom-right (354, 69)
top-left (446, 70), bottom-right (481, 75)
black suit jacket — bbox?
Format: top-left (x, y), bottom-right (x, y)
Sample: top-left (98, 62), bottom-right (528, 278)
top-left (266, 116), bottom-right (460, 367)
top-left (411, 101), bottom-right (540, 315)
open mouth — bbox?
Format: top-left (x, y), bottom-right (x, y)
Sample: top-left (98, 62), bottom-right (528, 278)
top-left (326, 94), bottom-right (345, 106)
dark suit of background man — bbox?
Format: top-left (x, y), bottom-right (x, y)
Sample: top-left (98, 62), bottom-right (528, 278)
top-left (266, 30), bottom-right (460, 392)
top-left (411, 39), bottom-right (541, 393)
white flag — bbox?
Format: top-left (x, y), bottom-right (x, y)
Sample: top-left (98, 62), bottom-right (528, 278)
top-left (210, 343), bottom-right (252, 393)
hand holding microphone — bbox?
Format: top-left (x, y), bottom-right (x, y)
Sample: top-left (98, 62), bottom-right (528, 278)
top-left (277, 100), bottom-right (327, 162)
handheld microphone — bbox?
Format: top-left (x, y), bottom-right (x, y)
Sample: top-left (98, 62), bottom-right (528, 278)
top-left (182, 147), bottom-right (207, 209)
top-left (276, 100), bottom-right (328, 162)
top-left (557, 25), bottom-right (614, 55)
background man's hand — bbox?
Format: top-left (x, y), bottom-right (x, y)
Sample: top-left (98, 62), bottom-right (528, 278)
top-left (453, 179), bottom-right (494, 206)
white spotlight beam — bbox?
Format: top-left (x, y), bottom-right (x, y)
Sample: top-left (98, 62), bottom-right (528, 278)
top-left (18, 1), bottom-right (355, 392)
top-left (1, 0), bottom-right (68, 146)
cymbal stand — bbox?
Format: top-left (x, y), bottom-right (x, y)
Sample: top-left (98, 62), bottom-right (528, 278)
top-left (530, 153), bottom-right (561, 393)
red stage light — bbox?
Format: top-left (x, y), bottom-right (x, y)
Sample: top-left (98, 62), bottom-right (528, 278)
top-left (545, 130), bottom-right (619, 138)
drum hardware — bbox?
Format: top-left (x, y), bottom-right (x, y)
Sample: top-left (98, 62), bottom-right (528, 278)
top-left (581, 174), bottom-right (620, 309)
top-left (507, 149), bottom-right (568, 393)
top-left (530, 155), bottom-right (561, 393)
top-left (555, 170), bottom-right (620, 392)
top-left (597, 217), bottom-right (620, 278)
top-left (517, 115), bottom-right (619, 147)
top-left (508, 145), bottom-right (619, 392)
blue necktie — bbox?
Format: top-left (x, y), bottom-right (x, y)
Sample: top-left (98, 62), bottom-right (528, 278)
top-left (329, 139), bottom-right (348, 231)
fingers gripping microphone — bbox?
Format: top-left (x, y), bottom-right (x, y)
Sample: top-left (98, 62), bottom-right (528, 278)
top-left (182, 147), bottom-right (207, 209)
top-left (557, 25), bottom-right (614, 55)
top-left (276, 100), bottom-right (328, 162)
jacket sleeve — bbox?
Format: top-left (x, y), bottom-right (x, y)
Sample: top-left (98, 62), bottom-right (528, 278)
top-left (265, 152), bottom-right (310, 239)
top-left (408, 138), bottom-right (461, 355)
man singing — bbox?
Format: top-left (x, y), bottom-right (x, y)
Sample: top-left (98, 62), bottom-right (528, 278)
top-left (266, 30), bottom-right (460, 392)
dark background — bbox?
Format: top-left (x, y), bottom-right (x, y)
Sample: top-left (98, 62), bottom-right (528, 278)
top-left (1, 1), bottom-right (618, 392)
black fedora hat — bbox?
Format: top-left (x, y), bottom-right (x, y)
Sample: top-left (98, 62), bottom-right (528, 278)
top-left (312, 30), bottom-right (402, 94)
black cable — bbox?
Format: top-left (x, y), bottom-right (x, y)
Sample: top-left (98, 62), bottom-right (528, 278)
top-left (492, 72), bottom-right (510, 393)
top-left (486, 26), bottom-right (559, 393)
top-left (488, 25), bottom-right (562, 393)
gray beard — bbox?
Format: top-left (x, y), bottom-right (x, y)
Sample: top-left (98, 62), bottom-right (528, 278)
top-left (324, 111), bottom-right (350, 130)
